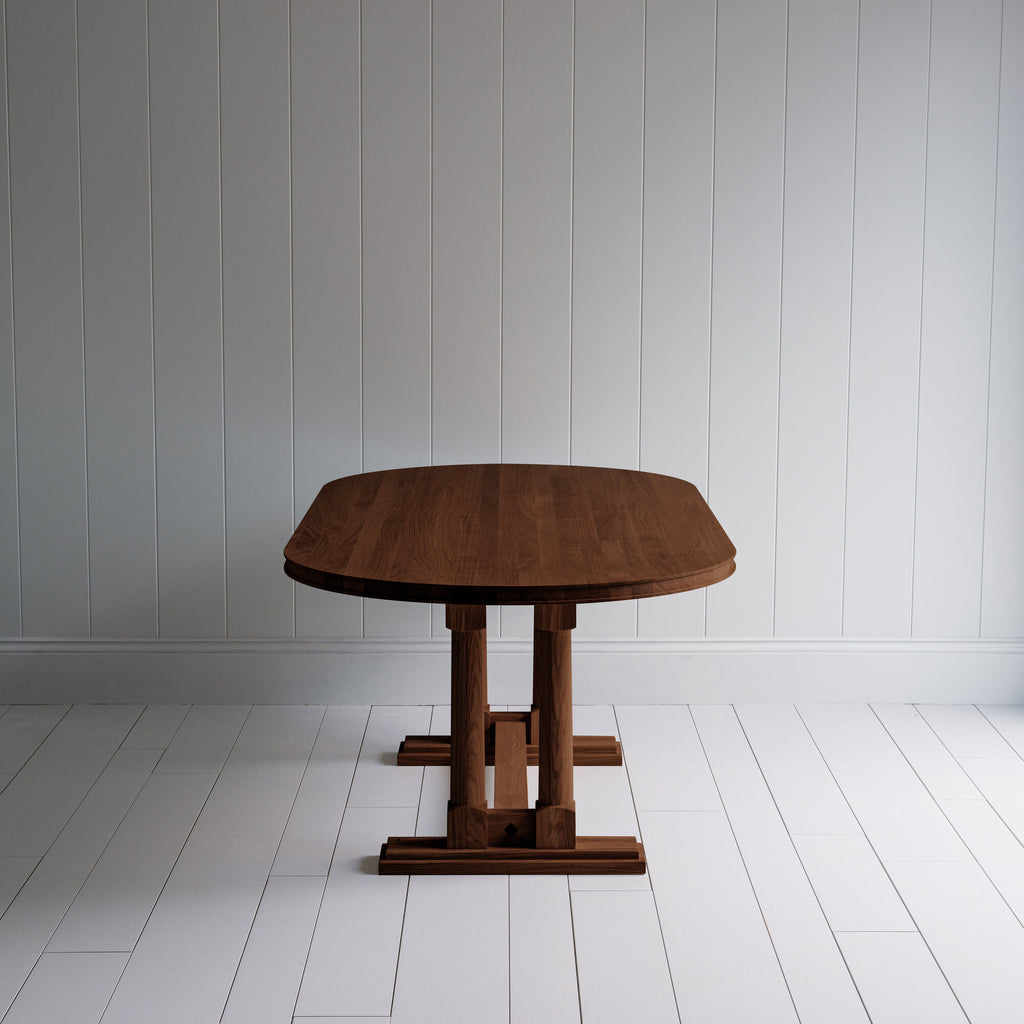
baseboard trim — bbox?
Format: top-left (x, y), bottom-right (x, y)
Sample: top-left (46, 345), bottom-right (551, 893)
top-left (2, 637), bottom-right (1022, 704)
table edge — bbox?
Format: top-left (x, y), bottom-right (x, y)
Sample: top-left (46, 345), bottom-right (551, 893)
top-left (283, 557), bottom-right (736, 606)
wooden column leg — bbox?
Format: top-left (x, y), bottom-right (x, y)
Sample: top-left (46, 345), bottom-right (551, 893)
top-left (534, 602), bottom-right (576, 849)
top-left (446, 604), bottom-right (488, 849)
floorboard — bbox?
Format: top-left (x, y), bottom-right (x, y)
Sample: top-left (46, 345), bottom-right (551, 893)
top-left (692, 705), bottom-right (868, 1023)
top-left (98, 706), bottom-right (322, 1024)
top-left (0, 706), bottom-right (144, 857)
top-left (615, 704), bottom-right (720, 810)
top-left (640, 809), bottom-right (797, 1023)
top-left (390, 876), bottom-right (508, 1024)
top-left (272, 705), bottom-right (369, 876)
top-left (791, 836), bottom-right (914, 932)
top-left (0, 706), bottom-right (70, 775)
top-left (47, 770), bottom-right (217, 952)
top-left (154, 704), bottom-right (249, 773)
top-left (571, 890), bottom-right (679, 1024)
top-left (0, 857), bottom-right (38, 917)
top-left (938, 796), bottom-right (1024, 923)
top-left (886, 858), bottom-right (1024, 1023)
top-left (797, 704), bottom-right (970, 862)
top-left (0, 747), bottom-right (159, 1019)
top-left (121, 704), bottom-right (189, 750)
top-left (917, 704), bottom-right (1018, 758)
top-left (954, 756), bottom-right (1024, 839)
top-left (0, 701), bottom-right (1021, 1024)
top-left (220, 874), bottom-right (326, 1024)
top-left (871, 703), bottom-right (980, 800)
top-left (978, 704), bottom-right (1024, 757)
top-left (294, 807), bottom-right (415, 1017)
top-left (735, 703), bottom-right (861, 835)
top-left (836, 932), bottom-right (969, 1024)
top-left (2, 952), bottom-right (130, 1024)
top-left (571, 706), bottom-right (649, 893)
top-left (509, 876), bottom-right (580, 1024)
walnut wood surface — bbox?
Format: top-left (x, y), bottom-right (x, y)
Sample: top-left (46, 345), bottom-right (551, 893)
top-left (284, 464), bottom-right (735, 605)
top-left (377, 835), bottom-right (647, 875)
top-left (493, 721), bottom-right (528, 809)
top-left (396, 732), bottom-right (622, 767)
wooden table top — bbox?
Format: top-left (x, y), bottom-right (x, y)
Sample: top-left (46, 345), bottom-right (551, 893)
top-left (284, 464), bottom-right (735, 606)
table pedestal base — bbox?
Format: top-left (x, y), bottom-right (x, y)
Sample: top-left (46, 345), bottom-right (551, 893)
top-left (378, 602), bottom-right (647, 876)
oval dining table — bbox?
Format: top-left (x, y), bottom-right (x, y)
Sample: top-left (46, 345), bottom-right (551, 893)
top-left (284, 463), bottom-right (736, 874)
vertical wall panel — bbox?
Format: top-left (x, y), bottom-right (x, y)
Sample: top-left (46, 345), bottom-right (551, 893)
top-left (570, 0), bottom-right (644, 473)
top-left (0, 9), bottom-right (20, 636)
top-left (571, 0), bottom-right (645, 638)
top-left (500, 0), bottom-right (573, 466)
top-left (361, 0), bottom-right (431, 637)
top-left (0, 2), bottom-right (1021, 652)
top-left (431, 0), bottom-right (502, 640)
top-left (912, 0), bottom-right (1002, 637)
top-left (150, 0), bottom-right (226, 637)
top-left (773, 0), bottom-right (858, 637)
top-left (843, 0), bottom-right (930, 637)
top-left (705, 0), bottom-right (787, 638)
top-left (982, 0), bottom-right (1024, 638)
top-left (431, 0), bottom-right (501, 465)
top-left (6, 0), bottom-right (89, 637)
top-left (220, 0), bottom-right (294, 637)
top-left (636, 0), bottom-right (715, 640)
top-left (78, 0), bottom-right (157, 637)
top-left (291, 0), bottom-right (363, 639)
top-left (500, 0), bottom-right (573, 639)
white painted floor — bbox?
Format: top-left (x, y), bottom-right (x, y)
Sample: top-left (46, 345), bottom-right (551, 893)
top-left (2, 701), bottom-right (1024, 1023)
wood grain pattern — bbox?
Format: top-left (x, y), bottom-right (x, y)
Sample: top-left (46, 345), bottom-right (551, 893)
top-left (285, 464), bottom-right (735, 605)
top-left (493, 720), bottom-right (528, 809)
top-left (396, 731), bottom-right (621, 768)
top-left (378, 835), bottom-right (646, 875)
top-left (447, 604), bottom-right (487, 847)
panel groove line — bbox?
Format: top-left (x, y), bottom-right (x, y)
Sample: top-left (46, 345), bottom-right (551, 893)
top-left (0, 3), bottom-right (23, 638)
top-left (770, 0), bottom-right (790, 642)
top-left (146, 0), bottom-right (159, 640)
top-left (838, 0), bottom-right (861, 640)
top-left (74, 0), bottom-right (94, 643)
top-left (907, 0), bottom-right (934, 641)
top-left (981, 0), bottom-right (1024, 638)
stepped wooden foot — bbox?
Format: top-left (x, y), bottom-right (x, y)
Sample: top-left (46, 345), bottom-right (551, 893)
top-left (378, 835), bottom-right (647, 875)
top-left (396, 731), bottom-right (623, 767)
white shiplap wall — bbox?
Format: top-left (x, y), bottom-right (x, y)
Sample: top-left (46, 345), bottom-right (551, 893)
top-left (1, 0), bottom-right (1022, 666)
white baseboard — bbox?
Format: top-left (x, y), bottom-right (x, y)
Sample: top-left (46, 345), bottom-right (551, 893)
top-left (2, 637), bottom-right (1023, 704)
